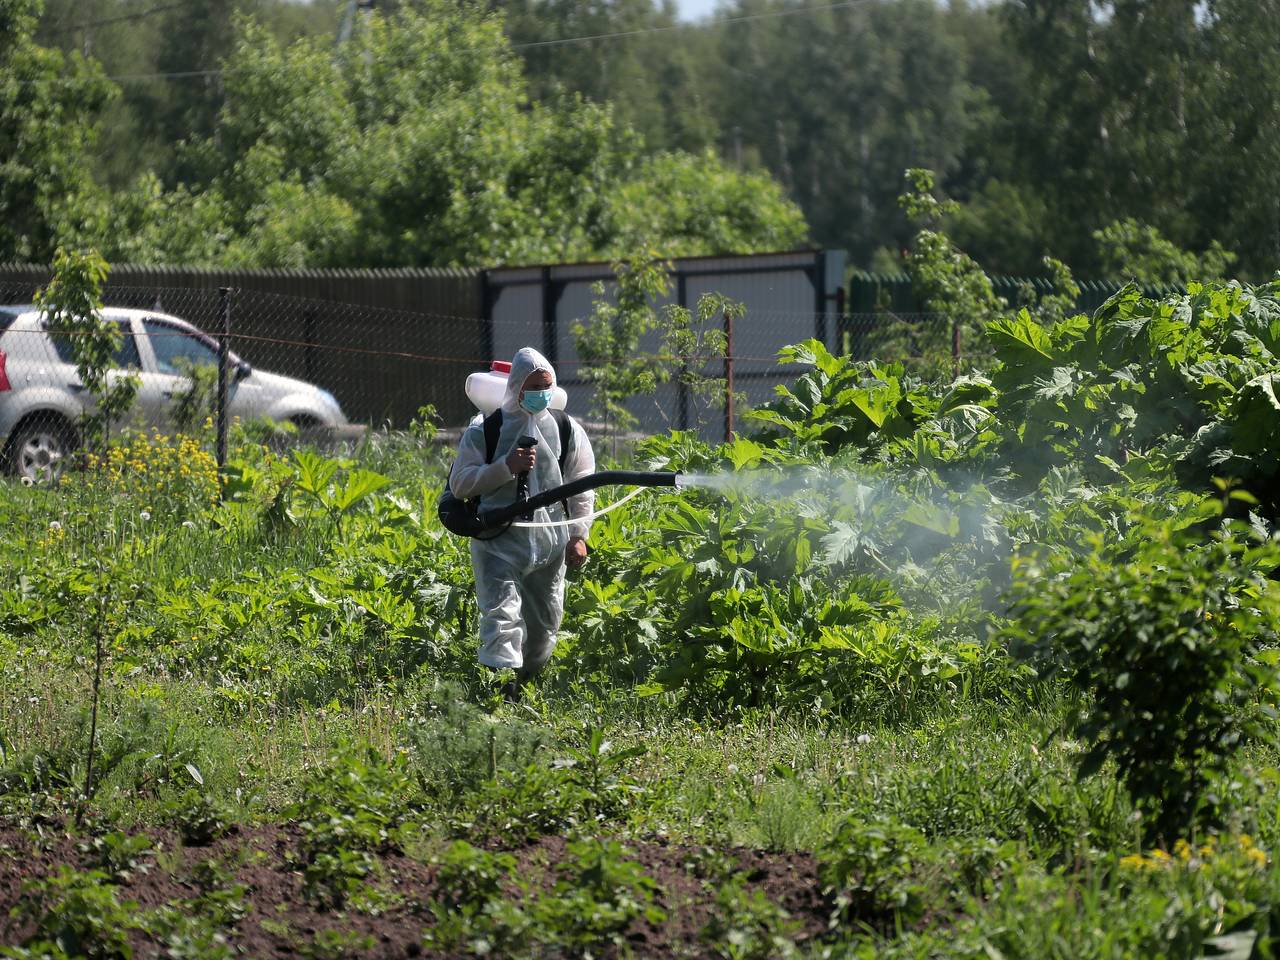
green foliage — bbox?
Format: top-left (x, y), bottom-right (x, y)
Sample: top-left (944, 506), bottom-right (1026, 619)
top-left (288, 742), bottom-right (418, 908)
top-left (77, 831), bottom-right (153, 884)
top-left (404, 689), bottom-right (552, 805)
top-left (0, 0), bottom-right (113, 262)
top-left (534, 838), bottom-right (666, 947)
top-left (424, 838), bottom-right (664, 955)
top-left (164, 789), bottom-right (237, 847)
top-left (423, 841), bottom-right (525, 954)
top-left (661, 291), bottom-right (744, 423)
top-left (820, 818), bottom-right (929, 924)
top-left (35, 248), bottom-right (137, 458)
top-left (289, 450), bottom-right (392, 537)
top-left (700, 877), bottom-right (800, 960)
top-left (99, 3), bottom-right (805, 269)
top-left (1005, 514), bottom-right (1280, 843)
top-left (573, 252), bottom-right (672, 432)
top-left (1095, 218), bottom-right (1239, 284)
top-left (13, 866), bottom-right (140, 960)
top-left (896, 169), bottom-right (1006, 375)
top-left (168, 359), bottom-right (219, 436)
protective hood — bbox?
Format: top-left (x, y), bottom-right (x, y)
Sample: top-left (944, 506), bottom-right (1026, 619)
top-left (501, 346), bottom-right (557, 414)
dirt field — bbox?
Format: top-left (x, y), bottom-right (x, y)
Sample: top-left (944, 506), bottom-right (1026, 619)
top-left (0, 822), bottom-right (831, 958)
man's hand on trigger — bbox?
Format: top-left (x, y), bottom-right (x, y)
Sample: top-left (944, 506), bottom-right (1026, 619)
top-left (566, 537), bottom-right (588, 569)
top-left (506, 445), bottom-right (536, 475)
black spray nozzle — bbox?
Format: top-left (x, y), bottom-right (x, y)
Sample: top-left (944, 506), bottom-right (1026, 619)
top-left (514, 435), bottom-right (539, 520)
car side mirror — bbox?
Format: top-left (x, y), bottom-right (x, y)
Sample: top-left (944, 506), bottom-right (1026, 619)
top-left (235, 360), bottom-right (252, 381)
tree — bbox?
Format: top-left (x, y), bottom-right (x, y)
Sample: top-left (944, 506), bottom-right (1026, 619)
top-left (496, 0), bottom-right (720, 154)
top-left (714, 0), bottom-right (984, 267)
top-left (0, 0), bottom-right (114, 261)
top-left (573, 253), bottom-right (672, 435)
top-left (1093, 218), bottom-right (1237, 283)
top-left (35, 247), bottom-right (138, 455)
top-left (104, 1), bottom-right (807, 268)
top-left (894, 168), bottom-right (1004, 373)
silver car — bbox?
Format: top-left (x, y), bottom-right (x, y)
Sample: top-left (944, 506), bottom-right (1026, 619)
top-left (0, 305), bottom-right (348, 481)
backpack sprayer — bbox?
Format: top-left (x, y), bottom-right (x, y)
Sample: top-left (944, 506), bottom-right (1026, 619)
top-left (437, 362), bottom-right (680, 539)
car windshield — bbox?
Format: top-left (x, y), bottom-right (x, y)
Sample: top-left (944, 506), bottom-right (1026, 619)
top-left (144, 318), bottom-right (218, 375)
top-left (48, 318), bottom-right (141, 369)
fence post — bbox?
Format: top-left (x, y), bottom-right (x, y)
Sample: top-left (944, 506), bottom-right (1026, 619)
top-left (303, 307), bottom-right (317, 384)
top-left (676, 273), bottom-right (689, 431)
top-left (951, 316), bottom-right (960, 379)
top-left (724, 308), bottom-right (735, 443)
top-left (216, 286), bottom-right (233, 469)
top-left (835, 285), bottom-right (847, 354)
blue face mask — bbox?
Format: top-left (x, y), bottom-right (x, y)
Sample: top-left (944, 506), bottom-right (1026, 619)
top-left (521, 388), bottom-right (553, 413)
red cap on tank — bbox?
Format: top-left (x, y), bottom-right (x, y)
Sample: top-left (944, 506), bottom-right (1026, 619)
top-left (490, 361), bottom-right (512, 374)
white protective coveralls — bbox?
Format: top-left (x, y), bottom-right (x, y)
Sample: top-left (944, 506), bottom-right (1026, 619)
top-left (449, 347), bottom-right (596, 673)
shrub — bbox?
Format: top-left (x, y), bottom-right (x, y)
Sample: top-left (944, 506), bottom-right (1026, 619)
top-left (163, 789), bottom-right (237, 846)
top-left (13, 867), bottom-right (140, 960)
top-left (533, 839), bottom-right (666, 950)
top-left (700, 877), bottom-right (801, 960)
top-left (1004, 513), bottom-right (1280, 843)
top-left (819, 818), bottom-right (930, 925)
top-left (288, 742), bottom-right (418, 908)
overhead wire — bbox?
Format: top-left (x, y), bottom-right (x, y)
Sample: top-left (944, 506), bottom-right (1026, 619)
top-left (43, 1), bottom-right (190, 36)
top-left (21, 0), bottom-right (877, 85)
top-left (509, 0), bottom-right (875, 50)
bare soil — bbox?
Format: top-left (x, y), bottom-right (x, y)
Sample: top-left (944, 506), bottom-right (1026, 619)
top-left (0, 821), bottom-right (833, 958)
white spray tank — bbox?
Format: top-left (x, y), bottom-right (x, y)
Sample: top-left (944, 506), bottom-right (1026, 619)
top-left (465, 360), bottom-right (568, 416)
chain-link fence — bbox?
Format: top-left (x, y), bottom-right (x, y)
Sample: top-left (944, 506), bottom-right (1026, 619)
top-left (1, 280), bottom-right (963, 479)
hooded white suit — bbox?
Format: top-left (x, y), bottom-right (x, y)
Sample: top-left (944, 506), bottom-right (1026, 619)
top-left (449, 348), bottom-right (596, 672)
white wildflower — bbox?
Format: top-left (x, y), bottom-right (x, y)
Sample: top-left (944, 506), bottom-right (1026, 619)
top-left (139, 510), bottom-right (151, 522)
top-left (182, 520), bottom-right (195, 529)
top-left (856, 733), bottom-right (872, 745)
top-left (727, 764), bottom-right (739, 775)
top-left (48, 521), bottom-right (61, 531)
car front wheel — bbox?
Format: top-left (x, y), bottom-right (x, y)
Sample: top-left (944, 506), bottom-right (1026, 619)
top-left (8, 418), bottom-right (74, 484)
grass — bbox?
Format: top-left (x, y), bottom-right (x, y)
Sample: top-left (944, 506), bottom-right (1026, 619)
top-left (2, 427), bottom-right (1280, 957)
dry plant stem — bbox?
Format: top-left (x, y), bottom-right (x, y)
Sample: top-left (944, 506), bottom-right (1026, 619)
top-left (80, 565), bottom-right (108, 823)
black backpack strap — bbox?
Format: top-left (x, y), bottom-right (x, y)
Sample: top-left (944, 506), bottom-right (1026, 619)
top-left (482, 409), bottom-right (504, 464)
top-left (550, 409), bottom-right (573, 473)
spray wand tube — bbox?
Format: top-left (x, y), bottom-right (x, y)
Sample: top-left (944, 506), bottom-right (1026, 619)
top-left (476, 470), bottom-right (679, 534)
top-left (514, 435), bottom-right (538, 520)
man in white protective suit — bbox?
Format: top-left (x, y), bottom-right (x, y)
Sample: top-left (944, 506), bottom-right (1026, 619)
top-left (448, 347), bottom-right (596, 700)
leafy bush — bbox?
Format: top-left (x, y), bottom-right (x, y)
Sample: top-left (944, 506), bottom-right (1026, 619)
top-left (77, 831), bottom-right (153, 883)
top-left (1005, 513), bottom-right (1280, 843)
top-left (164, 789), bottom-right (237, 846)
top-left (404, 688), bottom-right (552, 804)
top-left (288, 742), bottom-right (419, 908)
top-left (700, 877), bottom-right (801, 960)
top-left (820, 818), bottom-right (930, 924)
top-left (423, 841), bottom-right (527, 954)
top-left (12, 867), bottom-right (140, 960)
top-left (533, 839), bottom-right (666, 949)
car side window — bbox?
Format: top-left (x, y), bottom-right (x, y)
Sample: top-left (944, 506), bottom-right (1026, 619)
top-left (49, 319), bottom-right (141, 369)
top-left (143, 319), bottom-right (217, 375)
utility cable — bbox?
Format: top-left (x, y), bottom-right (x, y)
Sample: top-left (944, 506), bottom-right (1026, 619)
top-left (44, 2), bottom-right (190, 36)
top-left (21, 0), bottom-right (878, 85)
top-left (510, 0), bottom-right (876, 51)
